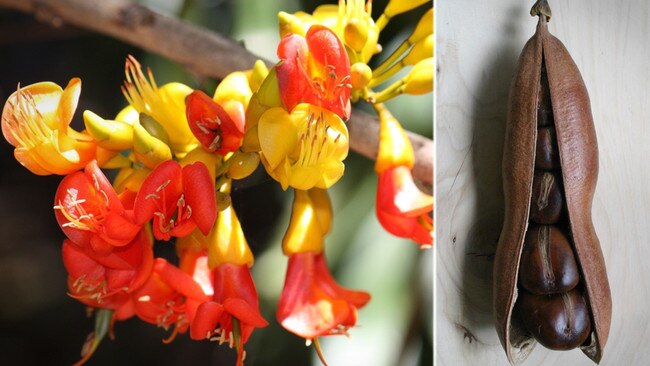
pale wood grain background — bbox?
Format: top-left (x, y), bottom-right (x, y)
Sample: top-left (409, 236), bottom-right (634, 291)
top-left (436, 0), bottom-right (650, 365)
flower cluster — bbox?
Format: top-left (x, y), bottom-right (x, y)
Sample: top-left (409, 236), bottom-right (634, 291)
top-left (0, 0), bottom-right (433, 364)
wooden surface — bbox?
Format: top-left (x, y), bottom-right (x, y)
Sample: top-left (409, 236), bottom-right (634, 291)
top-left (436, 0), bottom-right (650, 365)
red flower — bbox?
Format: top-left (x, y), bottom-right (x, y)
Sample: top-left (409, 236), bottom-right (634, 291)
top-left (277, 251), bottom-right (370, 340)
top-left (133, 160), bottom-right (217, 241)
top-left (186, 90), bottom-right (245, 155)
top-left (54, 160), bottom-right (140, 255)
top-left (190, 263), bottom-right (268, 366)
top-left (376, 165), bottom-right (433, 247)
top-left (277, 25), bottom-right (351, 119)
top-left (63, 228), bottom-right (154, 318)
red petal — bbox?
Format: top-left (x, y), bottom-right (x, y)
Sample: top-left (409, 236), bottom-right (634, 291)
top-left (223, 298), bottom-right (268, 328)
top-left (190, 301), bottom-right (224, 340)
top-left (133, 160), bottom-right (182, 225)
top-left (277, 33), bottom-right (310, 112)
top-left (84, 160), bottom-right (123, 212)
top-left (54, 171), bottom-right (98, 246)
top-left (276, 252), bottom-right (368, 339)
top-left (101, 211), bottom-right (141, 246)
top-left (314, 252), bottom-right (370, 308)
top-left (155, 258), bottom-right (209, 300)
top-left (182, 162), bottom-right (217, 235)
top-left (376, 166), bottom-right (433, 245)
top-left (306, 26), bottom-right (350, 78)
top-left (186, 90), bottom-right (241, 154)
top-left (378, 166), bottom-right (433, 216)
top-left (62, 240), bottom-right (104, 280)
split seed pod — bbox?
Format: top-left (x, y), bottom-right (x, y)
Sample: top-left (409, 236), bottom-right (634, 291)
top-left (493, 5), bottom-right (611, 365)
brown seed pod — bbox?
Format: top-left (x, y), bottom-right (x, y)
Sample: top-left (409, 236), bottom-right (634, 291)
top-left (493, 5), bottom-right (611, 365)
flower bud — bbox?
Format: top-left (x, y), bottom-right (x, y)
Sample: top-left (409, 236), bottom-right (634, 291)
top-left (403, 34), bottom-right (434, 66)
top-left (278, 11), bottom-right (308, 37)
top-left (350, 62), bottom-right (372, 89)
top-left (408, 8), bottom-right (433, 44)
top-left (227, 150), bottom-right (260, 180)
top-left (384, 0), bottom-right (430, 18)
top-left (83, 110), bottom-right (133, 150)
top-left (139, 113), bottom-right (170, 145)
top-left (403, 57), bottom-right (434, 95)
top-left (248, 60), bottom-right (270, 93)
top-left (133, 122), bottom-right (172, 169)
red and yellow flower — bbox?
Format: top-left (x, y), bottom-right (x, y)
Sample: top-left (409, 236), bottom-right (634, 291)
top-left (278, 189), bottom-right (370, 346)
top-left (374, 106), bottom-right (433, 247)
top-left (1, 78), bottom-right (96, 175)
top-left (133, 160), bottom-right (217, 241)
top-left (54, 160), bottom-right (140, 255)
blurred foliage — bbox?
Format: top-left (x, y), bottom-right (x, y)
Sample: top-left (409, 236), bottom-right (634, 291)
top-left (0, 0), bottom-right (432, 365)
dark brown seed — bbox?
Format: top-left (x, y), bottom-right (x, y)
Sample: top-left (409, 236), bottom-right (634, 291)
top-left (517, 288), bottom-right (591, 350)
top-left (537, 63), bottom-right (554, 127)
top-left (535, 127), bottom-right (560, 170)
top-left (529, 171), bottom-right (562, 224)
top-left (519, 225), bottom-right (580, 294)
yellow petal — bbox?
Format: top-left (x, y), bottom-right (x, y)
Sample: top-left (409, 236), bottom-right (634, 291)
top-left (307, 188), bottom-right (332, 235)
top-left (282, 189), bottom-right (325, 255)
top-left (213, 71), bottom-right (252, 108)
top-left (179, 145), bottom-right (220, 181)
top-left (56, 78), bottom-right (82, 130)
top-left (208, 206), bottom-right (254, 268)
top-left (115, 105), bottom-right (139, 123)
top-left (375, 108), bottom-right (414, 173)
top-left (258, 107), bottom-right (298, 170)
top-left (14, 148), bottom-right (52, 175)
top-left (316, 160), bottom-right (345, 189)
top-left (19, 81), bottom-right (63, 131)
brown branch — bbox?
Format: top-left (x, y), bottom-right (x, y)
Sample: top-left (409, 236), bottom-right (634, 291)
top-left (0, 0), bottom-right (433, 186)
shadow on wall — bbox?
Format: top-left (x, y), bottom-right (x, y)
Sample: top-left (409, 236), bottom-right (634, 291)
top-left (460, 2), bottom-right (527, 339)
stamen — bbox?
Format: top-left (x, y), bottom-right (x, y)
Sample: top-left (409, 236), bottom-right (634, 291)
top-left (156, 180), bottom-right (171, 192)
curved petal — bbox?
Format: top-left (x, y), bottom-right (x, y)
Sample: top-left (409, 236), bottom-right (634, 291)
top-left (258, 107), bottom-right (298, 170)
top-left (57, 78), bottom-right (82, 130)
top-left (190, 301), bottom-right (224, 340)
top-left (182, 162), bottom-right (217, 235)
top-left (133, 160), bottom-right (182, 225)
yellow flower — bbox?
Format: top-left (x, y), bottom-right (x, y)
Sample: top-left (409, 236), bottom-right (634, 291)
top-left (258, 104), bottom-right (348, 190)
top-left (1, 78), bottom-right (96, 175)
top-left (121, 55), bottom-right (198, 158)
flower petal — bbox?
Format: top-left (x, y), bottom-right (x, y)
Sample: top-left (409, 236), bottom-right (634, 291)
top-left (182, 162), bottom-right (217, 235)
